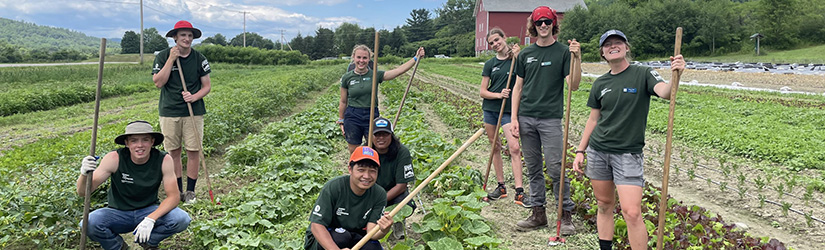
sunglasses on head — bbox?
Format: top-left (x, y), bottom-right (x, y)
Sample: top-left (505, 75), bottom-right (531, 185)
top-left (533, 19), bottom-right (553, 26)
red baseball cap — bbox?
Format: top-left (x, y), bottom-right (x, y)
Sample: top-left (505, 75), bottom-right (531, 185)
top-left (531, 6), bottom-right (558, 26)
top-left (350, 146), bottom-right (380, 166)
top-left (165, 20), bottom-right (202, 39)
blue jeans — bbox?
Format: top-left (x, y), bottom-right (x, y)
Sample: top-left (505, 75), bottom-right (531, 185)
top-left (80, 205), bottom-right (191, 250)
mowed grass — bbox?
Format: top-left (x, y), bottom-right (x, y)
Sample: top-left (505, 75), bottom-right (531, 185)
top-left (690, 44), bottom-right (825, 64)
top-left (82, 53), bottom-right (156, 63)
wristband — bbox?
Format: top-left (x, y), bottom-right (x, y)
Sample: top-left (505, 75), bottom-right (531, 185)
top-left (337, 118), bottom-right (344, 123)
top-left (575, 150), bottom-right (586, 154)
top-left (413, 56), bottom-right (418, 62)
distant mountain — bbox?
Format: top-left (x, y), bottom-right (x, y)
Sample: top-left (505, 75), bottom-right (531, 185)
top-left (0, 17), bottom-right (120, 53)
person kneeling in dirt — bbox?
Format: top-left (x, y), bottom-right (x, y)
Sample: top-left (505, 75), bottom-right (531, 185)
top-left (369, 117), bottom-right (416, 240)
top-left (77, 121), bottom-right (191, 250)
top-left (305, 146), bottom-right (393, 250)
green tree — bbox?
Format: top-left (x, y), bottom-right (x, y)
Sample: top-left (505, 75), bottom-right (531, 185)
top-left (311, 27), bottom-right (335, 59)
top-left (202, 33), bottom-right (227, 46)
top-left (755, 0), bottom-right (799, 49)
top-left (795, 0), bottom-right (825, 44)
top-left (405, 8), bottom-right (434, 42)
top-left (696, 0), bottom-right (742, 54)
top-left (229, 32), bottom-right (275, 49)
top-left (290, 33), bottom-right (308, 54)
top-left (143, 28), bottom-right (169, 53)
top-left (434, 0), bottom-right (475, 38)
top-left (334, 23), bottom-right (362, 56)
top-left (121, 30), bottom-right (140, 53)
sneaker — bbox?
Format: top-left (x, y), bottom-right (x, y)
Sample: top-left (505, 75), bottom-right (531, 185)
top-left (487, 185), bottom-right (508, 200)
top-left (391, 220), bottom-right (406, 240)
top-left (514, 191), bottom-right (532, 208)
top-left (139, 243), bottom-right (159, 250)
top-left (183, 191), bottom-right (196, 204)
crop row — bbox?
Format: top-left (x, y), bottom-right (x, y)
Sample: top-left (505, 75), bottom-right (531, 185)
top-left (0, 64), bottom-right (341, 248)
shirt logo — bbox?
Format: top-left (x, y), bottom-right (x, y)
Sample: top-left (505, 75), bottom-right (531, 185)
top-left (540, 61), bottom-right (552, 67)
top-left (312, 205), bottom-right (323, 217)
top-left (121, 173), bottom-right (134, 184)
top-left (202, 59), bottom-right (210, 72)
top-left (623, 88), bottom-right (637, 94)
top-left (600, 88), bottom-right (612, 98)
top-left (403, 164), bottom-right (414, 179)
top-left (650, 70), bottom-right (665, 82)
top-left (153, 63), bottom-right (160, 72)
top-left (526, 57), bottom-right (539, 64)
top-left (336, 207), bottom-right (349, 216)
top-left (363, 208), bottom-right (372, 219)
top-left (492, 66), bottom-right (501, 72)
top-left (349, 80), bottom-right (359, 86)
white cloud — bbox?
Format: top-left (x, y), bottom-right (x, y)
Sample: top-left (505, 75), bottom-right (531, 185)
top-left (240, 0), bottom-right (347, 6)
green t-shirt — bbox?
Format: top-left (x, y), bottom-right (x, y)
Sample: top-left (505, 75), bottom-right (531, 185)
top-left (304, 175), bottom-right (387, 249)
top-left (481, 57), bottom-right (515, 112)
top-left (587, 65), bottom-right (665, 154)
top-left (514, 42), bottom-right (571, 118)
top-left (341, 70), bottom-right (386, 108)
top-left (152, 48), bottom-right (211, 117)
top-left (108, 147), bottom-right (167, 211)
top-left (377, 144), bottom-right (414, 192)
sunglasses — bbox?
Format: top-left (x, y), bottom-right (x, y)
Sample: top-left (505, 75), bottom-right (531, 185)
top-left (533, 19), bottom-right (554, 26)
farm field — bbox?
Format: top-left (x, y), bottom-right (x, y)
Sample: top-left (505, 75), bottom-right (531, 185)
top-left (0, 60), bottom-right (823, 249)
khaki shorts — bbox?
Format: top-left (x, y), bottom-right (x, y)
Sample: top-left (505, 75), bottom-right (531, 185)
top-left (159, 116), bottom-right (204, 151)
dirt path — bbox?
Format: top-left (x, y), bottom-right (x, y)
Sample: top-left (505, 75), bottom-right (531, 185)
top-left (414, 66), bottom-right (825, 249)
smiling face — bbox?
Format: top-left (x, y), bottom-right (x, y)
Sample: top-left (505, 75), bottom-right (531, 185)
top-left (601, 36), bottom-right (629, 62)
top-left (174, 30), bottom-right (194, 49)
top-left (352, 49), bottom-right (370, 72)
top-left (534, 18), bottom-right (554, 38)
top-left (348, 161), bottom-right (378, 195)
top-left (125, 134), bottom-right (154, 164)
top-left (372, 131), bottom-right (392, 151)
top-left (487, 33), bottom-right (506, 53)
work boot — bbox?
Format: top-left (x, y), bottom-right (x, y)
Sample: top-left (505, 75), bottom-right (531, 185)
top-left (513, 190), bottom-right (532, 208)
top-left (139, 243), bottom-right (159, 250)
top-left (516, 206), bottom-right (547, 230)
top-left (487, 184), bottom-right (508, 200)
top-left (560, 210), bottom-right (575, 236)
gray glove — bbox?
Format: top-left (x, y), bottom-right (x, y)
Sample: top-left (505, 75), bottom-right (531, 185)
top-left (80, 156), bottom-right (97, 175)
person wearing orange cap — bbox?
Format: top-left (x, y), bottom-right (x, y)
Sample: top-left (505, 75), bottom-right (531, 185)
top-left (572, 29), bottom-right (685, 250)
top-left (304, 146), bottom-right (393, 250)
top-left (151, 20), bottom-right (212, 204)
top-left (509, 6), bottom-right (581, 234)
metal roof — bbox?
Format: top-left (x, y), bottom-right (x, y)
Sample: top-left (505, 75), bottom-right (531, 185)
top-left (475, 0), bottom-right (587, 14)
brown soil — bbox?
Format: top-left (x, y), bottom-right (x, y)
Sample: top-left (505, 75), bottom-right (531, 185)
top-left (412, 66), bottom-right (825, 250)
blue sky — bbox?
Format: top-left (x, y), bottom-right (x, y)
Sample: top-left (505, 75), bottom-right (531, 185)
top-left (0, 0), bottom-right (445, 43)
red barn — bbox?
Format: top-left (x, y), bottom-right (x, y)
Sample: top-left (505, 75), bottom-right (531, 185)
top-left (474, 0), bottom-right (587, 55)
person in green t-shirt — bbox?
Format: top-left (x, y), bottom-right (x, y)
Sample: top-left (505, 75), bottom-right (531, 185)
top-left (151, 20), bottom-right (212, 204)
top-left (571, 30), bottom-right (685, 250)
top-left (338, 45), bottom-right (426, 154)
top-left (369, 117), bottom-right (415, 240)
top-left (77, 121), bottom-right (190, 250)
top-left (509, 6), bottom-right (581, 234)
top-left (305, 146), bottom-right (393, 250)
top-left (479, 27), bottom-right (526, 206)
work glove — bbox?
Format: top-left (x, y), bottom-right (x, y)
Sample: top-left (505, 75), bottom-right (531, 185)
top-left (133, 217), bottom-right (156, 243)
top-left (80, 156), bottom-right (97, 175)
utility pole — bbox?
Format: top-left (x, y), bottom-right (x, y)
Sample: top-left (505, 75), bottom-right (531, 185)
top-left (140, 0), bottom-right (144, 64)
top-left (280, 30), bottom-right (284, 50)
top-left (242, 11), bottom-right (248, 47)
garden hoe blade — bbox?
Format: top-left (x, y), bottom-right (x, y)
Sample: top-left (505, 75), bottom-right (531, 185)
top-left (547, 221), bottom-right (566, 246)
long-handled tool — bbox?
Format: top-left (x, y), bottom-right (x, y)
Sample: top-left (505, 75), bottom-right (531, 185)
top-left (548, 48), bottom-right (580, 246)
top-left (655, 27), bottom-right (683, 250)
top-left (352, 128), bottom-right (485, 250)
top-left (482, 50), bottom-right (517, 193)
top-left (391, 58), bottom-right (419, 127)
top-left (366, 32), bottom-right (380, 146)
top-left (175, 58), bottom-right (218, 205)
top-left (80, 38), bottom-right (106, 250)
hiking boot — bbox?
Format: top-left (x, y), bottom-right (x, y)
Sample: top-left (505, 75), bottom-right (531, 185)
top-left (516, 206), bottom-right (547, 230)
top-left (560, 210), bottom-right (575, 236)
top-left (183, 191), bottom-right (196, 204)
top-left (391, 220), bottom-right (406, 240)
top-left (487, 184), bottom-right (508, 200)
top-left (139, 243), bottom-right (159, 250)
top-left (513, 191), bottom-right (532, 208)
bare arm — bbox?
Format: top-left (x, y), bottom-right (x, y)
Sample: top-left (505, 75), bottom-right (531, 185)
top-left (565, 39), bottom-right (582, 91)
top-left (76, 151), bottom-right (118, 196)
top-left (479, 76), bottom-right (507, 100)
top-left (655, 54), bottom-right (686, 99)
top-left (338, 88), bottom-right (348, 121)
top-left (386, 183), bottom-right (407, 201)
top-left (509, 76), bottom-right (524, 138)
top-left (310, 222), bottom-right (343, 250)
top-left (152, 47), bottom-right (179, 88)
top-left (144, 154), bottom-right (179, 220)
top-left (183, 74), bottom-right (212, 103)
top-left (366, 215), bottom-right (392, 240)
top-left (573, 108), bottom-right (600, 173)
top-left (383, 47), bottom-right (425, 80)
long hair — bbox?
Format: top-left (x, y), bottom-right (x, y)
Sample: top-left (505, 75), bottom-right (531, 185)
top-left (526, 16), bottom-right (559, 37)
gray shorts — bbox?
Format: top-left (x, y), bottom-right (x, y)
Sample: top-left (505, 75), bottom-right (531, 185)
top-left (584, 146), bottom-right (645, 187)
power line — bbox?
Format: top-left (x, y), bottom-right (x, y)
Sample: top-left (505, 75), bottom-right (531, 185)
top-left (85, 0), bottom-right (138, 4)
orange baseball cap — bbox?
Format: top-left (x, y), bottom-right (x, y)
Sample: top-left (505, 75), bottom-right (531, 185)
top-left (350, 146), bottom-right (380, 166)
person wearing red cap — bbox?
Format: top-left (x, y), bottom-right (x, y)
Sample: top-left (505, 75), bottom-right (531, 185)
top-left (151, 20), bottom-right (212, 204)
top-left (479, 27), bottom-right (527, 206)
top-left (338, 45), bottom-right (425, 154)
top-left (572, 30), bottom-right (685, 250)
top-left (509, 6), bottom-right (581, 234)
top-left (304, 146), bottom-right (393, 250)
